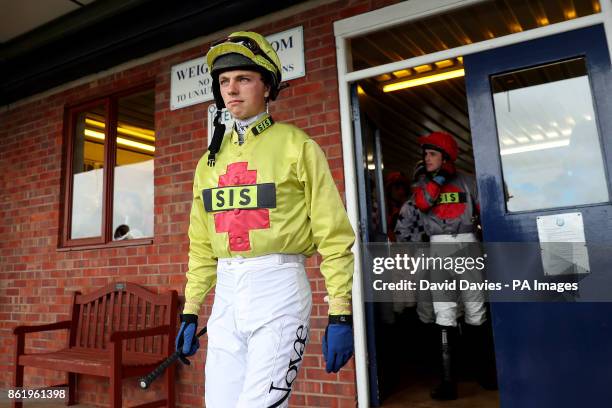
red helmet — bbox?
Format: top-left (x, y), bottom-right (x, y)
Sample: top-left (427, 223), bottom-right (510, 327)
top-left (418, 132), bottom-right (458, 162)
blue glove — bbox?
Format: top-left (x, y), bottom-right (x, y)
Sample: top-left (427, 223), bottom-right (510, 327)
top-left (175, 314), bottom-right (199, 365)
top-left (322, 315), bottom-right (354, 373)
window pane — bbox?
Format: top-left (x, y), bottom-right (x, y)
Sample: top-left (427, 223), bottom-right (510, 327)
top-left (491, 58), bottom-right (609, 212)
top-left (112, 90), bottom-right (155, 240)
top-left (71, 106), bottom-right (106, 239)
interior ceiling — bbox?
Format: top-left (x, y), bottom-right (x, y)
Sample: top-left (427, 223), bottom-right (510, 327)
top-left (359, 75), bottom-right (474, 176)
top-left (118, 90), bottom-right (155, 131)
top-left (352, 0), bottom-right (601, 178)
top-left (351, 0), bottom-right (601, 72)
top-left (84, 90), bottom-right (155, 156)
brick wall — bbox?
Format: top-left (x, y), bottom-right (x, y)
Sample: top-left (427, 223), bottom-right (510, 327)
top-left (0, 0), bottom-right (397, 406)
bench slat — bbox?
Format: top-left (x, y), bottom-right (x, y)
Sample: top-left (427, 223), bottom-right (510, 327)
top-left (151, 304), bottom-right (157, 353)
top-left (75, 301), bottom-right (84, 347)
top-left (100, 293), bottom-right (108, 349)
top-left (126, 292), bottom-right (133, 352)
top-left (83, 303), bottom-right (91, 348)
top-left (107, 291), bottom-right (114, 348)
top-left (160, 305), bottom-right (164, 353)
top-left (92, 298), bottom-right (100, 349)
top-left (117, 289), bottom-right (124, 349)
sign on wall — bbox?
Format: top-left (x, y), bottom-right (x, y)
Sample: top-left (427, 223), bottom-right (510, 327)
top-left (207, 104), bottom-right (234, 146)
top-left (171, 26), bottom-right (305, 111)
top-left (170, 59), bottom-right (212, 111)
top-left (268, 26), bottom-right (306, 82)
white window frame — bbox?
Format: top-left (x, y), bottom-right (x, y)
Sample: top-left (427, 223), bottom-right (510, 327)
top-left (333, 1), bottom-right (612, 406)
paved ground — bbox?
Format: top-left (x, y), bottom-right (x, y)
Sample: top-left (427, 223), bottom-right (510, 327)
top-left (380, 378), bottom-right (499, 408)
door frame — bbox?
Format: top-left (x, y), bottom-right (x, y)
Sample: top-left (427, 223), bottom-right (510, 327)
top-left (332, 1), bottom-right (612, 406)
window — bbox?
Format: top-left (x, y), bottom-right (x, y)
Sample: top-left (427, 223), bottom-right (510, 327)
top-left (491, 58), bottom-right (609, 212)
top-left (61, 86), bottom-right (155, 247)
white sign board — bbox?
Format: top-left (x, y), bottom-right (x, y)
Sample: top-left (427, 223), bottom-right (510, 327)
top-left (268, 26), bottom-right (306, 82)
top-left (207, 104), bottom-right (234, 146)
top-left (170, 58), bottom-right (213, 110)
top-left (171, 26), bottom-right (305, 110)
top-left (536, 212), bottom-right (590, 276)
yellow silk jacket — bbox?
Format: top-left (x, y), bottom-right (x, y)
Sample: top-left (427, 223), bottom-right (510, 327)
top-left (183, 114), bottom-right (355, 316)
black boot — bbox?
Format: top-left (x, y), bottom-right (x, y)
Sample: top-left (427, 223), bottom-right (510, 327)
top-left (464, 322), bottom-right (498, 391)
top-left (431, 325), bottom-right (458, 400)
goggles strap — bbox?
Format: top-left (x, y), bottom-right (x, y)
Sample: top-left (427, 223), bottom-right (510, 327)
top-left (207, 110), bottom-right (226, 167)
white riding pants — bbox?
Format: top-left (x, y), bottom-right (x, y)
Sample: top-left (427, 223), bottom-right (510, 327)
top-left (205, 253), bottom-right (312, 408)
top-left (430, 233), bottom-right (486, 327)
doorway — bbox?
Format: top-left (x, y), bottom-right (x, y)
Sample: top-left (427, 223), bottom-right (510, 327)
top-left (334, 1), bottom-right (612, 406)
top-left (352, 60), bottom-right (499, 407)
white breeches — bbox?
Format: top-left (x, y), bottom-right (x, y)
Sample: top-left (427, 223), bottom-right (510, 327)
top-left (430, 233), bottom-right (486, 327)
top-left (205, 254), bottom-right (312, 408)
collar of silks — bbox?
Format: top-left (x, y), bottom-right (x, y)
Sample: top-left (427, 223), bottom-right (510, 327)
top-left (207, 112), bottom-right (274, 167)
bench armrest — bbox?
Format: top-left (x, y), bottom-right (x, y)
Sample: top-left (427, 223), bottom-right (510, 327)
top-left (110, 324), bottom-right (172, 342)
top-left (13, 320), bottom-right (72, 335)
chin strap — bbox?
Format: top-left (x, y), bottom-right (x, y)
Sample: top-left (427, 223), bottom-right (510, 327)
top-left (207, 109), bottom-right (226, 167)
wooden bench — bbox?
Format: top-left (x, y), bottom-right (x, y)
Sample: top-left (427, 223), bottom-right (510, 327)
top-left (13, 282), bottom-right (178, 408)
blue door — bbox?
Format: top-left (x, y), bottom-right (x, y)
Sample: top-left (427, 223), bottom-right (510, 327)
top-left (465, 25), bottom-right (612, 408)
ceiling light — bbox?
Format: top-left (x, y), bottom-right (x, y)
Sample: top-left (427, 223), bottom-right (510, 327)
top-left (538, 17), bottom-right (549, 26)
top-left (393, 69), bottom-right (412, 78)
top-left (119, 123), bottom-right (155, 138)
top-left (116, 138), bottom-right (155, 152)
top-left (516, 136), bottom-right (530, 143)
top-left (383, 68), bottom-right (465, 92)
top-left (85, 118), bottom-right (155, 141)
top-left (434, 60), bottom-right (454, 69)
top-left (413, 64), bottom-right (433, 74)
top-left (85, 129), bottom-right (105, 139)
top-left (84, 129), bottom-right (155, 152)
top-left (530, 134), bottom-right (544, 141)
top-left (86, 118), bottom-right (106, 129)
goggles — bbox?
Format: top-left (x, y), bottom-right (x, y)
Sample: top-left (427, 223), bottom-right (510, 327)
top-left (211, 36), bottom-right (278, 72)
